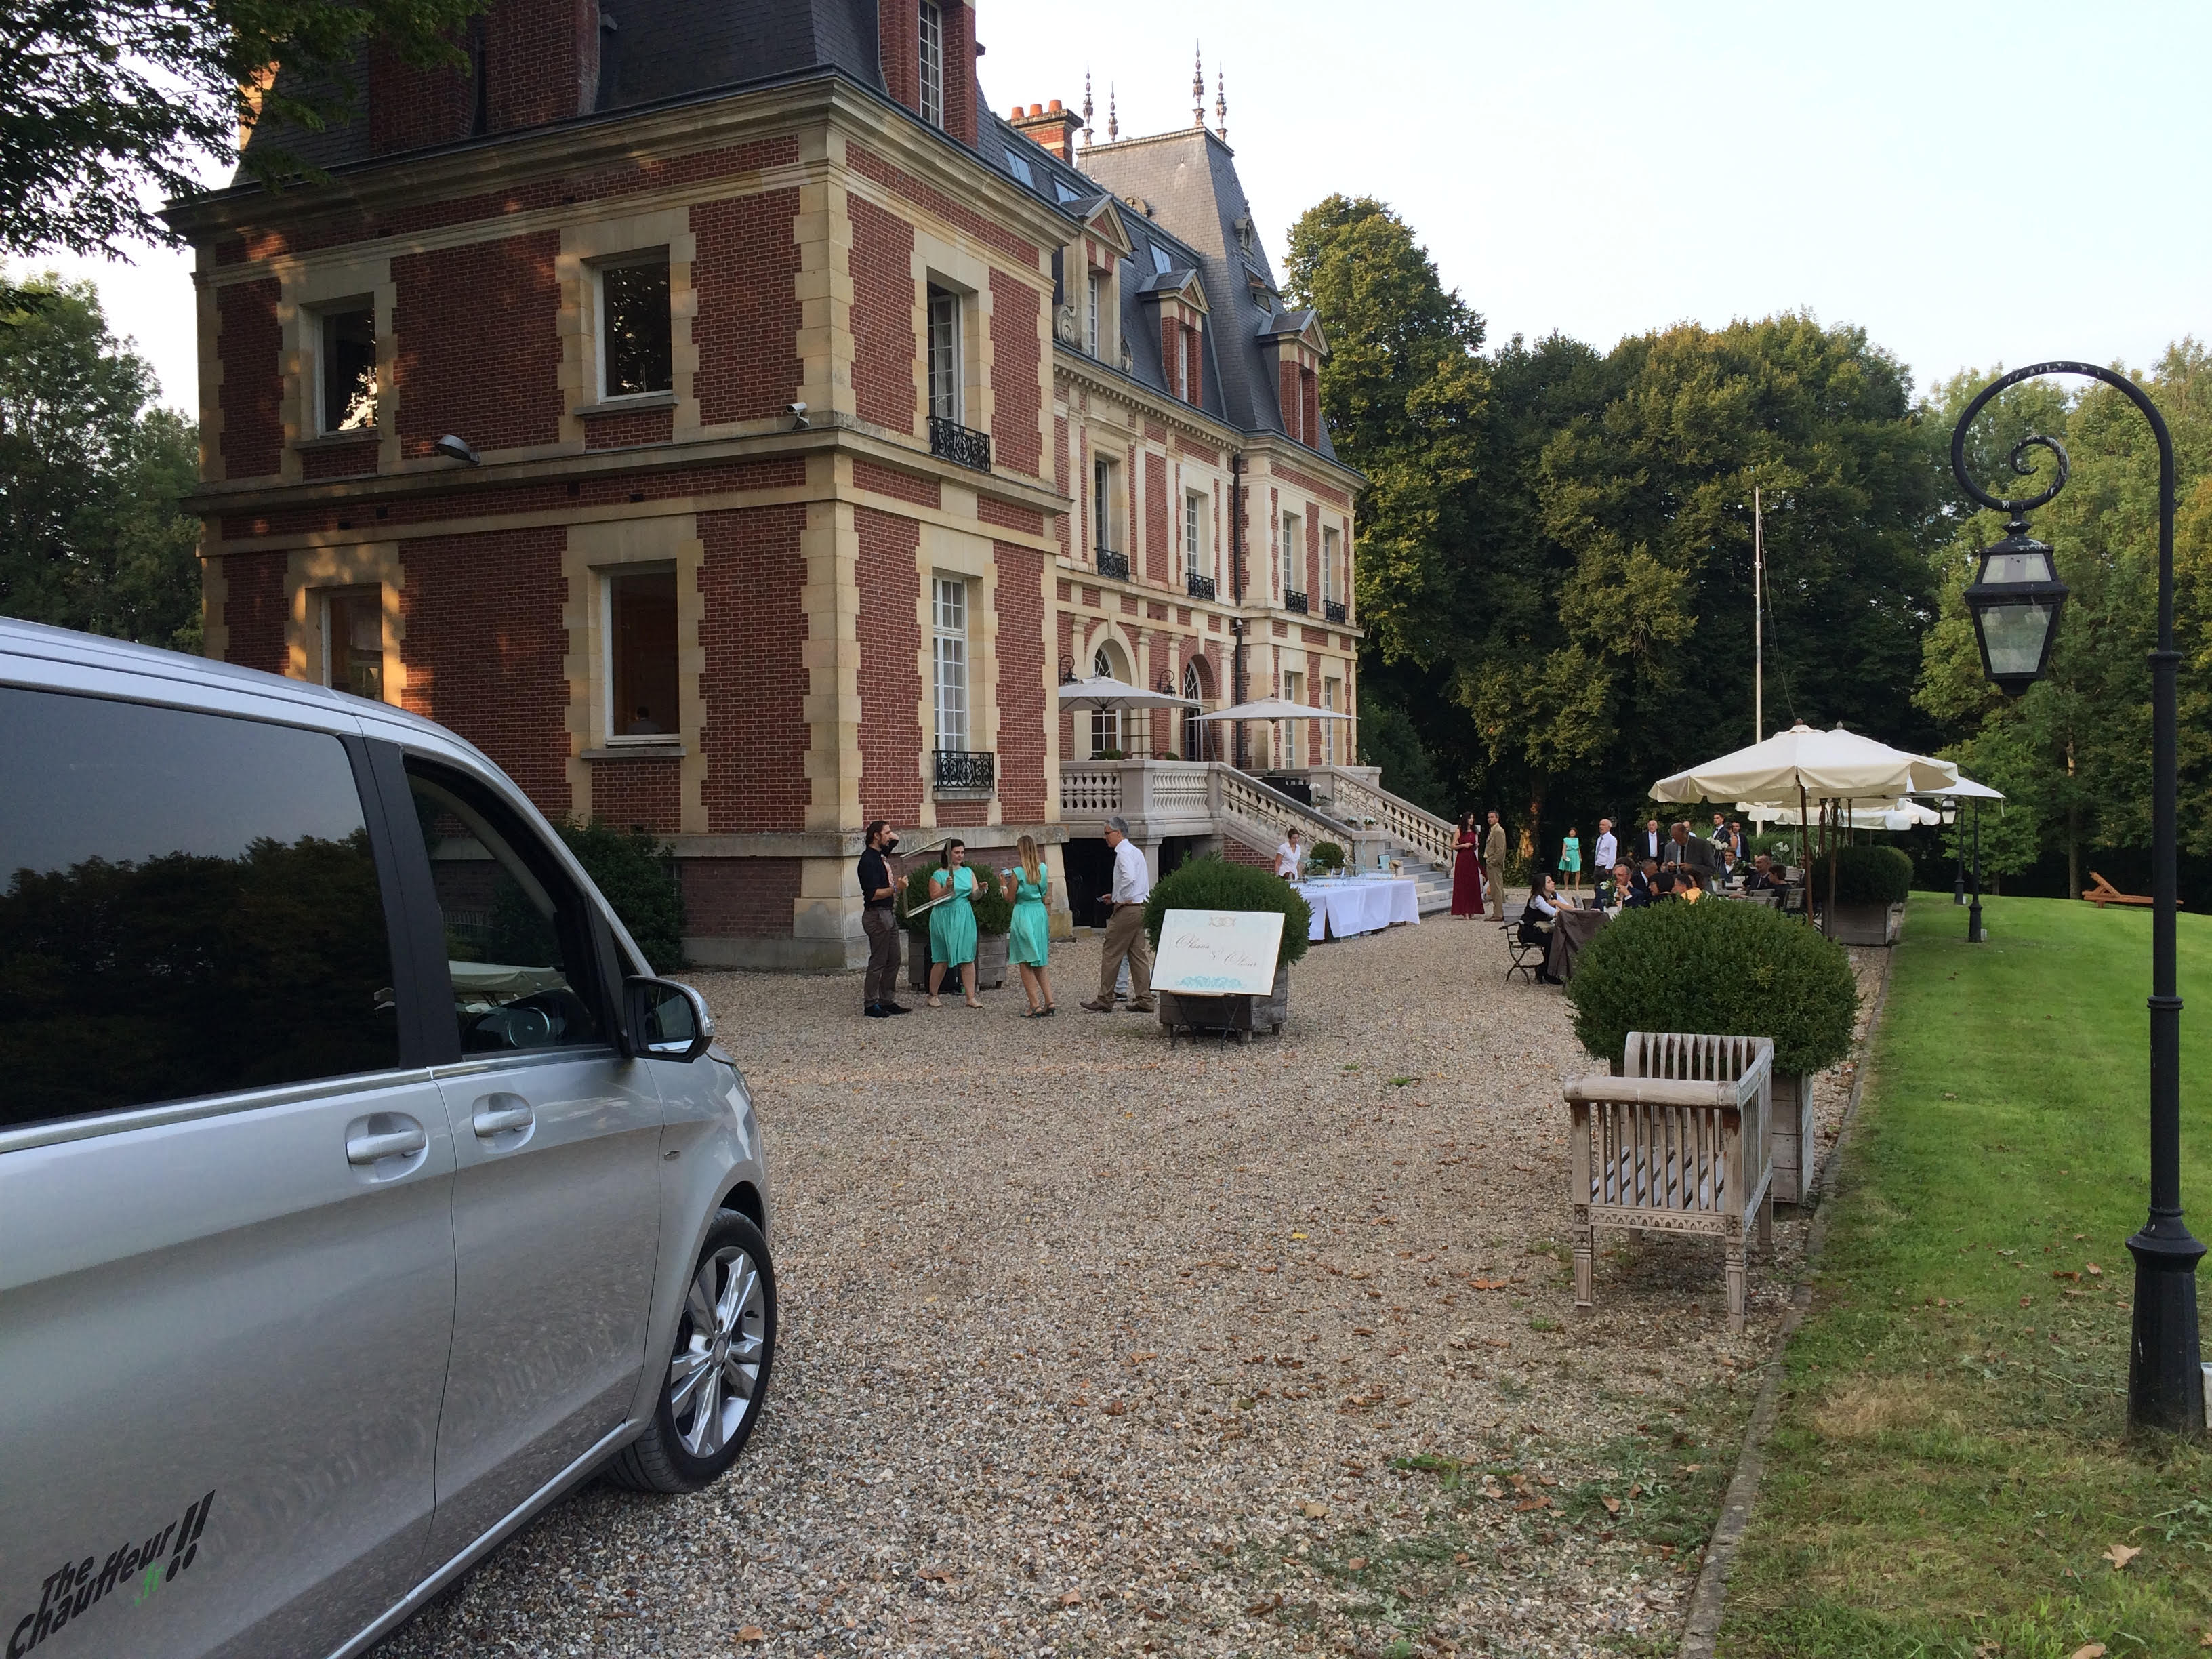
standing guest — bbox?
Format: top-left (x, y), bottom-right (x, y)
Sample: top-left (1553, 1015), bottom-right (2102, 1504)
top-left (1727, 820), bottom-right (1748, 867)
top-left (926, 840), bottom-right (983, 1009)
top-left (1451, 813), bottom-right (1485, 918)
top-left (1275, 827), bottom-right (1305, 880)
top-left (1081, 816), bottom-right (1155, 1013)
top-left (1640, 818), bottom-right (1665, 864)
top-left (1559, 827), bottom-right (1584, 893)
top-left (1483, 810), bottom-right (1509, 922)
top-left (857, 819), bottom-right (909, 1018)
top-left (1663, 820), bottom-right (1725, 882)
top-left (1001, 834), bottom-right (1057, 1017)
top-left (1593, 819), bottom-right (1618, 880)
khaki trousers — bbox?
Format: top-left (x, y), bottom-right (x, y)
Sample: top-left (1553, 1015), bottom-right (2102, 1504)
top-left (1098, 904), bottom-right (1154, 1005)
top-left (862, 907), bottom-right (901, 1007)
top-left (1485, 861), bottom-right (1506, 920)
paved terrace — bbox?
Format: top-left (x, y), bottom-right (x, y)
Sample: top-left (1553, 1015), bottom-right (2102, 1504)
top-left (377, 917), bottom-right (1880, 1659)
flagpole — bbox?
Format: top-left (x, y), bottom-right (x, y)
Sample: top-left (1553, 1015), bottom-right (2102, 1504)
top-left (1753, 486), bottom-right (1765, 743)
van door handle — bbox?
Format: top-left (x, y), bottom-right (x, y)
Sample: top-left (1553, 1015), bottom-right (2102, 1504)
top-left (472, 1100), bottom-right (535, 1137)
top-left (346, 1121), bottom-right (428, 1165)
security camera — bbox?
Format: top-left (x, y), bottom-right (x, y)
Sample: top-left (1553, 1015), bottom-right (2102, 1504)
top-left (433, 433), bottom-right (480, 466)
top-left (787, 402), bottom-right (809, 429)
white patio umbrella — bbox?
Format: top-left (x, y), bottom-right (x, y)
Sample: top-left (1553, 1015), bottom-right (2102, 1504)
top-left (1193, 696), bottom-right (1353, 722)
top-left (1055, 673), bottom-right (1197, 712)
top-left (1742, 797), bottom-right (1942, 832)
top-left (1917, 772), bottom-right (2005, 802)
top-left (1650, 722), bottom-right (1958, 804)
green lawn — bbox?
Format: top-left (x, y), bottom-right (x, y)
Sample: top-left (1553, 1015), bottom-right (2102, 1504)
top-left (1719, 892), bottom-right (2212, 1658)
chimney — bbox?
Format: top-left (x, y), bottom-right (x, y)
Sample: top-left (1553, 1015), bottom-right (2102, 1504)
top-left (1010, 98), bottom-right (1081, 162)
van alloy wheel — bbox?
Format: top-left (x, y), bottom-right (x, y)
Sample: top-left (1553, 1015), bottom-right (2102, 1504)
top-left (670, 1244), bottom-right (766, 1457)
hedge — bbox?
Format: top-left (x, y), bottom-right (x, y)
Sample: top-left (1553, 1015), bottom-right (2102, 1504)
top-left (1810, 842), bottom-right (1914, 907)
top-left (550, 818), bottom-right (685, 970)
top-left (1142, 855), bottom-right (1311, 967)
top-left (1564, 898), bottom-right (1857, 1076)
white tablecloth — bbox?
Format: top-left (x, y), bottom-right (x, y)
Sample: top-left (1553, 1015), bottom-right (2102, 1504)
top-left (1294, 877), bottom-right (1422, 941)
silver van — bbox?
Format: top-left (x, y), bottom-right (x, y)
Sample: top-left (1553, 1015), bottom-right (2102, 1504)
top-left (0, 619), bottom-right (775, 1659)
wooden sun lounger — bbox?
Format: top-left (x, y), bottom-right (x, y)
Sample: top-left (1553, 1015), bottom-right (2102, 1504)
top-left (2082, 872), bottom-right (2182, 909)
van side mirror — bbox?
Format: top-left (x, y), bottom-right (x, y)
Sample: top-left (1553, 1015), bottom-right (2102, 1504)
top-left (625, 976), bottom-right (714, 1063)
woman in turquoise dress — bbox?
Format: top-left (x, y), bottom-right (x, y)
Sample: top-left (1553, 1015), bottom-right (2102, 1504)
top-left (999, 833), bottom-right (1056, 1017)
top-left (926, 840), bottom-right (983, 1008)
top-left (1559, 827), bottom-right (1584, 894)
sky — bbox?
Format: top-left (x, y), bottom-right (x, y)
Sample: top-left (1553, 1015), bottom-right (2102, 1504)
top-left (26, 1), bottom-right (2210, 417)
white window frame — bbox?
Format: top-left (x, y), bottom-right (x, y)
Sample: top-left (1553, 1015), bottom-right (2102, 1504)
top-left (593, 248), bottom-right (674, 403)
top-left (918, 0), bottom-right (945, 129)
top-left (319, 586), bottom-right (386, 701)
top-left (1090, 644), bottom-right (1122, 754)
top-left (1322, 525), bottom-right (1340, 603)
top-left (1281, 512), bottom-right (1301, 597)
top-left (1282, 669), bottom-right (1305, 765)
top-left (1323, 676), bottom-right (1340, 764)
top-left (314, 302), bottom-right (377, 436)
top-left (926, 284), bottom-right (962, 426)
top-left (1086, 270), bottom-right (1101, 356)
top-left (1185, 490), bottom-right (1208, 583)
top-left (1093, 454), bottom-right (1121, 556)
top-left (932, 575), bottom-right (969, 754)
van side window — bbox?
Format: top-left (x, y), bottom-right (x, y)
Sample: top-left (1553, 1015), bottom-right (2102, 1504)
top-left (401, 764), bottom-right (607, 1054)
top-left (0, 688), bottom-right (398, 1128)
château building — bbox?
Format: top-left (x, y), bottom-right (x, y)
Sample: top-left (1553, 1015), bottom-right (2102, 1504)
top-left (174, 0), bottom-right (1382, 969)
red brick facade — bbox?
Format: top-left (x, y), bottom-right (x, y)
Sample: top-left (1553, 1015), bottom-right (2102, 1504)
top-left (583, 406), bottom-right (674, 449)
top-left (987, 267), bottom-right (1042, 478)
top-left (218, 550), bottom-right (288, 674)
top-left (392, 232), bottom-right (564, 458)
top-left (691, 190), bottom-right (804, 424)
top-left (855, 506), bottom-right (924, 823)
top-left (588, 756), bottom-right (682, 834)
top-left (682, 856), bottom-right (802, 937)
top-left (699, 506), bottom-right (808, 832)
top-left (993, 541), bottom-right (1046, 821)
top-left (849, 194), bottom-right (918, 433)
top-left (216, 279), bottom-right (283, 478)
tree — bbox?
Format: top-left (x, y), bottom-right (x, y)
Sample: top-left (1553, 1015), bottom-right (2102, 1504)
top-left (3, 0), bottom-right (488, 260)
top-left (0, 275), bottom-right (202, 649)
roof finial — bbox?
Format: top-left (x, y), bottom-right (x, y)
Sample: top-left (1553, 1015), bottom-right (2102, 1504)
top-left (1081, 68), bottom-right (1094, 149)
top-left (1215, 66), bottom-right (1227, 141)
top-left (1106, 83), bottom-right (1118, 142)
top-left (1193, 45), bottom-right (1205, 129)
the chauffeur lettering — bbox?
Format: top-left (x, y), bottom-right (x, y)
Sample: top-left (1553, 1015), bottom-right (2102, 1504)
top-left (7, 1489), bottom-right (215, 1658)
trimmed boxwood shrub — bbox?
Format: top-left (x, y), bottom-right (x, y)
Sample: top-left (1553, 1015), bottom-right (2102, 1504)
top-left (1810, 842), bottom-right (1914, 907)
top-left (900, 860), bottom-right (1012, 937)
top-left (1311, 840), bottom-right (1347, 871)
top-left (552, 818), bottom-right (685, 970)
top-left (1564, 899), bottom-right (1856, 1076)
top-left (1142, 855), bottom-right (1311, 967)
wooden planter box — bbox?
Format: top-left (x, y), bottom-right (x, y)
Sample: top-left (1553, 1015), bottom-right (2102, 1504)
top-left (1771, 1071), bottom-right (1818, 1204)
top-left (1158, 963), bottom-right (1291, 1043)
top-left (1826, 901), bottom-right (1905, 946)
top-left (905, 930), bottom-right (1009, 991)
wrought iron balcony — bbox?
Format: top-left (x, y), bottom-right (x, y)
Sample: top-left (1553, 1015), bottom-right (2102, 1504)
top-left (1323, 598), bottom-right (1347, 623)
top-left (1187, 571), bottom-right (1217, 600)
top-left (928, 415), bottom-right (991, 472)
top-left (1096, 548), bottom-right (1131, 581)
top-left (933, 749), bottom-right (996, 792)
top-left (1284, 589), bottom-right (1309, 614)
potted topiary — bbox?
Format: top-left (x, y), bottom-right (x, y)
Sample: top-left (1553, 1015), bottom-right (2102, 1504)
top-left (1811, 843), bottom-right (1914, 945)
top-left (1310, 840), bottom-right (1346, 874)
top-left (1142, 855), bottom-right (1313, 1036)
top-left (1565, 899), bottom-right (1857, 1204)
top-left (901, 861), bottom-right (1014, 991)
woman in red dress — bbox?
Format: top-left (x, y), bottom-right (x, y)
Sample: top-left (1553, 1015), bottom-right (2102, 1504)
top-left (1450, 812), bottom-right (1486, 918)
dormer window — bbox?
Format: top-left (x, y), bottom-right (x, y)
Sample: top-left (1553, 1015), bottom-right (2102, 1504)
top-left (1086, 270), bottom-right (1101, 356)
top-left (918, 1), bottom-right (945, 129)
top-left (1150, 245), bottom-right (1173, 276)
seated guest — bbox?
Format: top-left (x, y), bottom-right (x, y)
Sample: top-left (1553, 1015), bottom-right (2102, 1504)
top-left (1743, 852), bottom-right (1787, 892)
top-left (1629, 858), bottom-right (1660, 906)
top-left (1616, 861), bottom-right (1649, 909)
top-left (1519, 873), bottom-right (1562, 949)
top-left (1678, 868), bottom-right (1706, 904)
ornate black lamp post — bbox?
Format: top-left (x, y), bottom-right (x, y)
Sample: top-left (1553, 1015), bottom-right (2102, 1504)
top-left (1951, 361), bottom-right (2201, 1436)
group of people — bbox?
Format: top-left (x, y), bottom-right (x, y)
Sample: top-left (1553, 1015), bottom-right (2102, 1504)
top-left (1448, 808), bottom-right (1793, 944)
top-left (856, 814), bottom-right (1160, 1020)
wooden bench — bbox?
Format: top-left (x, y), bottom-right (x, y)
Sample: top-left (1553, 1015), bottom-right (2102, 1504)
top-left (1563, 1031), bottom-right (1776, 1332)
top-left (2083, 872), bottom-right (2183, 909)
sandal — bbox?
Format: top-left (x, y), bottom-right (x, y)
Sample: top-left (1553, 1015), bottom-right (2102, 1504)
top-left (926, 996), bottom-right (941, 1008)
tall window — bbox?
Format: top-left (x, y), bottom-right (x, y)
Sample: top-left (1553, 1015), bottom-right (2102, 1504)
top-left (1086, 270), bottom-right (1101, 356)
top-left (1282, 670), bottom-right (1305, 766)
top-left (1322, 525), bottom-right (1340, 603)
top-left (933, 576), bottom-right (968, 753)
top-left (598, 253), bottom-right (672, 398)
top-left (926, 285), bottom-right (961, 424)
top-left (1280, 512), bottom-right (1302, 596)
top-left (918, 0), bottom-right (945, 129)
top-left (1185, 491), bottom-right (1207, 583)
top-left (1090, 645), bottom-right (1120, 756)
top-left (1182, 660), bottom-right (1205, 760)
top-left (1323, 677), bottom-right (1341, 764)
top-left (319, 304), bottom-right (377, 434)
top-left (322, 588), bottom-right (384, 701)
top-left (606, 567), bottom-right (678, 739)
top-left (1093, 455), bottom-right (1120, 555)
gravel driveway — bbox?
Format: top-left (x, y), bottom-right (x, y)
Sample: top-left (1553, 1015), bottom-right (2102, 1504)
top-left (376, 912), bottom-right (1880, 1659)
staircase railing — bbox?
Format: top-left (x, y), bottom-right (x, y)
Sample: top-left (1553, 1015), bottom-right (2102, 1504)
top-left (1301, 765), bottom-right (1458, 867)
top-left (1214, 768), bottom-right (1363, 858)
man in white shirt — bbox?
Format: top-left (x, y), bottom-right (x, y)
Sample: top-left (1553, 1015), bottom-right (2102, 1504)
top-left (1081, 815), bottom-right (1155, 1013)
top-left (1593, 819), bottom-right (1617, 878)
top-left (1275, 827), bottom-right (1303, 879)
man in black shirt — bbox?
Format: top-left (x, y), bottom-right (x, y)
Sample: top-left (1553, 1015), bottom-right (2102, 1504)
top-left (858, 820), bottom-right (909, 1017)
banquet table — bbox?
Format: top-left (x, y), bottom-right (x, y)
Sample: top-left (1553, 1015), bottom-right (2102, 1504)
top-left (1544, 905), bottom-right (1610, 983)
top-left (1294, 876), bottom-right (1422, 941)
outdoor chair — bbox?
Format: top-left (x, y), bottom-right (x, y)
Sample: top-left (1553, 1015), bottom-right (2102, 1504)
top-left (1561, 1031), bottom-right (1776, 1332)
top-left (1502, 921), bottom-right (1545, 984)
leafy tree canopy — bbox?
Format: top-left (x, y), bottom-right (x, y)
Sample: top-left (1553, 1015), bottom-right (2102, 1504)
top-left (0, 275), bottom-right (201, 649)
top-left (3, 0), bottom-right (489, 260)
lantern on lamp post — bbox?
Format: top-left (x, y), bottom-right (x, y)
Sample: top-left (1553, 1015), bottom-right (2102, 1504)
top-left (1952, 361), bottom-right (2200, 1438)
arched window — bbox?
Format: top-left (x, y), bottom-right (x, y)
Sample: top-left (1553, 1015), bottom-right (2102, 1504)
top-left (1181, 660), bottom-right (1206, 760)
top-left (1091, 644), bottom-right (1122, 756)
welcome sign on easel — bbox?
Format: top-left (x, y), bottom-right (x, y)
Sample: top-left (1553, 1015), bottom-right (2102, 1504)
top-left (1151, 909), bottom-right (1285, 995)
